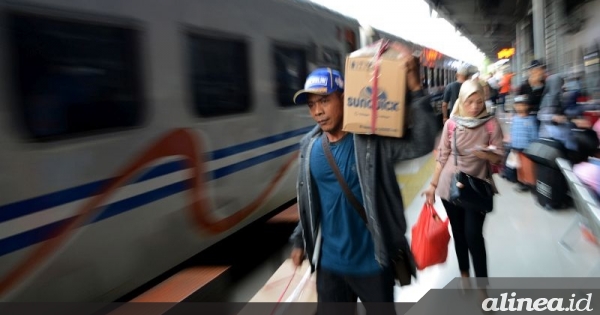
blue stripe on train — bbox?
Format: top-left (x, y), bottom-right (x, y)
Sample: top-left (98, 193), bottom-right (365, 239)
top-left (0, 137), bottom-right (306, 256)
top-left (0, 180), bottom-right (189, 257)
top-left (0, 126), bottom-right (311, 224)
top-left (206, 126), bottom-right (311, 161)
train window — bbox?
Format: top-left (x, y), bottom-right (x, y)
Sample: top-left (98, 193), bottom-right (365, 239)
top-left (322, 48), bottom-right (342, 70)
top-left (9, 13), bottom-right (143, 140)
top-left (273, 45), bottom-right (308, 107)
top-left (428, 67), bottom-right (434, 87)
top-left (445, 69), bottom-right (449, 85)
top-left (441, 69), bottom-right (445, 86)
top-left (422, 66), bottom-right (429, 88)
top-left (188, 34), bottom-right (250, 117)
top-left (345, 29), bottom-right (357, 52)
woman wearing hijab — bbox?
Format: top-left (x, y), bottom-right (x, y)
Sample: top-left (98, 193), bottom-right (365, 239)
top-left (423, 80), bottom-right (504, 295)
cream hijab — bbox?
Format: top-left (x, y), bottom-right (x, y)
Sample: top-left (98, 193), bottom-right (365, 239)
top-left (450, 79), bottom-right (493, 128)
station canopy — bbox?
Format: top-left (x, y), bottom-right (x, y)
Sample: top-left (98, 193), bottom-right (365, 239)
top-left (423, 0), bottom-right (531, 61)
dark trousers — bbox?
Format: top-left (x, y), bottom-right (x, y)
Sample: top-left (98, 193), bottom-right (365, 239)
top-left (441, 200), bottom-right (489, 286)
top-left (498, 93), bottom-right (508, 112)
top-left (316, 267), bottom-right (396, 315)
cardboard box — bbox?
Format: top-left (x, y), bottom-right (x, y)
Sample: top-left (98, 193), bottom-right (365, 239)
top-left (342, 40), bottom-right (411, 138)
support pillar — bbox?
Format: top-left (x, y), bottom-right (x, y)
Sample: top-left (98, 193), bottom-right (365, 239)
top-left (532, 0), bottom-right (546, 61)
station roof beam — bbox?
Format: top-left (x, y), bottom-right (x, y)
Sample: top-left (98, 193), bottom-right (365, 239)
top-left (423, 0), bottom-right (531, 60)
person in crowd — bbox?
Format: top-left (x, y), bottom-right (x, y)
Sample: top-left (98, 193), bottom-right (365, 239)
top-left (442, 66), bottom-right (470, 124)
top-left (289, 56), bottom-right (438, 312)
top-left (538, 74), bottom-right (565, 138)
top-left (498, 71), bottom-right (514, 112)
top-left (486, 71), bottom-right (500, 105)
top-left (518, 60), bottom-right (547, 114)
top-left (422, 80), bottom-right (504, 301)
top-left (511, 95), bottom-right (539, 192)
top-left (574, 160), bottom-right (600, 199)
top-left (572, 128), bottom-right (600, 198)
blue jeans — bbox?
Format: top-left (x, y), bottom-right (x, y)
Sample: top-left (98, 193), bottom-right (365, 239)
top-left (316, 267), bottom-right (396, 315)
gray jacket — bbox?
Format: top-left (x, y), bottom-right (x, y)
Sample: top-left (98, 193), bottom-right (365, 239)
top-left (290, 90), bottom-right (439, 274)
top-left (538, 74), bottom-right (564, 138)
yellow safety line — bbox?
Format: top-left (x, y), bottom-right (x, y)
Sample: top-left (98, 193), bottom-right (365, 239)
top-left (396, 155), bottom-right (436, 208)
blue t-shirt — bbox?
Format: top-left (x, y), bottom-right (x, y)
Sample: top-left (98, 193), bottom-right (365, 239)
top-left (309, 134), bottom-right (380, 275)
top-left (510, 115), bottom-right (539, 150)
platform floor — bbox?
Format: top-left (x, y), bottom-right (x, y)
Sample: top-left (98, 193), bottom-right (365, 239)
top-left (249, 112), bottom-right (600, 303)
top-left (249, 172), bottom-right (600, 303)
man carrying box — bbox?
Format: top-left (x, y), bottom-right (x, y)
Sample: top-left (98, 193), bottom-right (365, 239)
top-left (288, 56), bottom-right (438, 312)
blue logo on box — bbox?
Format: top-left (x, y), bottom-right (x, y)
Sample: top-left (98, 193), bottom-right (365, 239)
top-left (347, 87), bottom-right (399, 111)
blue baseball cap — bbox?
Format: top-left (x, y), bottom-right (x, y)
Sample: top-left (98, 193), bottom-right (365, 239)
top-left (293, 68), bottom-right (344, 105)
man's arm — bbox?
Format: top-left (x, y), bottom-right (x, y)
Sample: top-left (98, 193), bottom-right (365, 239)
top-left (289, 222), bottom-right (305, 266)
top-left (441, 101), bottom-right (448, 120)
top-left (383, 57), bottom-right (438, 162)
top-left (441, 84), bottom-right (452, 122)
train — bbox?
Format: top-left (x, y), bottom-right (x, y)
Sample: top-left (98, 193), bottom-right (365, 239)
top-left (0, 0), bottom-right (465, 302)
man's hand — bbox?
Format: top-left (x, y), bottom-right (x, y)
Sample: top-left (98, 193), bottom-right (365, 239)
top-left (552, 115), bottom-right (567, 124)
top-left (291, 248), bottom-right (305, 267)
top-left (572, 118), bottom-right (592, 129)
top-left (403, 55), bottom-right (421, 92)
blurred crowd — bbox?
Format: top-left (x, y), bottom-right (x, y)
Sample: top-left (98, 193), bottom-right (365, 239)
top-left (480, 60), bottom-right (600, 201)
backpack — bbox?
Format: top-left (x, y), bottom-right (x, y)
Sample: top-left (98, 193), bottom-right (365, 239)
top-left (447, 118), bottom-right (501, 174)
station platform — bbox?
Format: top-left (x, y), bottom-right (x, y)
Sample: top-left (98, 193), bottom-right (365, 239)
top-left (248, 114), bottom-right (600, 303)
top-left (250, 172), bottom-right (599, 303)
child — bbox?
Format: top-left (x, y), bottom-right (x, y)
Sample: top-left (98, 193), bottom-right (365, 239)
top-left (510, 95), bottom-right (539, 192)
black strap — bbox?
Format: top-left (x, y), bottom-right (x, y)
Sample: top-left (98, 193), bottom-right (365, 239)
top-left (321, 134), bottom-right (368, 224)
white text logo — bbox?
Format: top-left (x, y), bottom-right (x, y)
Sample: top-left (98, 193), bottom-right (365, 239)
top-left (482, 292), bottom-right (593, 312)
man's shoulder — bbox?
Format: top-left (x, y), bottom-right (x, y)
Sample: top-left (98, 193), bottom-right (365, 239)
top-left (300, 125), bottom-right (321, 146)
top-left (450, 81), bottom-right (462, 91)
top-left (519, 81), bottom-right (532, 90)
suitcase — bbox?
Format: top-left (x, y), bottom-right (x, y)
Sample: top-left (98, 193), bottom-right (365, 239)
top-left (500, 143), bottom-right (518, 182)
top-left (502, 166), bottom-right (518, 183)
top-left (535, 163), bottom-right (570, 210)
top-left (516, 152), bottom-right (536, 186)
top-left (523, 138), bottom-right (567, 167)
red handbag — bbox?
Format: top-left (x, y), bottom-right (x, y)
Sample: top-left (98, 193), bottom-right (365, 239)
top-left (411, 203), bottom-right (451, 271)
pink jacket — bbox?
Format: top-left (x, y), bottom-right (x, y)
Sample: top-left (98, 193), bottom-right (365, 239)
top-left (573, 161), bottom-right (600, 197)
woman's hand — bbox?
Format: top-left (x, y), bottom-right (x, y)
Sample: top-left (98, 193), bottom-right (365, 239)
top-left (472, 149), bottom-right (489, 160)
top-left (422, 184), bottom-right (436, 205)
top-left (473, 149), bottom-right (502, 164)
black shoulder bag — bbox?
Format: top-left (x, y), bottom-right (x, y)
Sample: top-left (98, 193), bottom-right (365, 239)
top-left (448, 127), bottom-right (495, 213)
top-left (321, 134), bottom-right (414, 286)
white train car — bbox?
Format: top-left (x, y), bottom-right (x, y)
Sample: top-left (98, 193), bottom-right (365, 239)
top-left (0, 0), bottom-right (464, 302)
